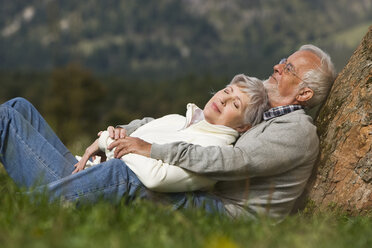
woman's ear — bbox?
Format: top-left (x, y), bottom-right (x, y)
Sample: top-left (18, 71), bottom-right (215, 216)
top-left (296, 87), bottom-right (314, 103)
top-left (235, 124), bottom-right (251, 133)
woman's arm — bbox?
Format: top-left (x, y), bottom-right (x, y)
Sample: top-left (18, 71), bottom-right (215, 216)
top-left (72, 139), bottom-right (103, 174)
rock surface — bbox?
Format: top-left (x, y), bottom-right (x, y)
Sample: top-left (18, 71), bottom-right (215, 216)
top-left (308, 26), bottom-right (372, 213)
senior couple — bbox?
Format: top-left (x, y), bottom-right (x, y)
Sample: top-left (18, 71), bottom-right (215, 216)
top-left (0, 44), bottom-right (336, 220)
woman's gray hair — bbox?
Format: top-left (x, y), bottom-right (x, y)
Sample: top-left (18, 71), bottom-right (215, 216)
top-left (228, 74), bottom-right (269, 127)
top-left (298, 44), bottom-right (337, 108)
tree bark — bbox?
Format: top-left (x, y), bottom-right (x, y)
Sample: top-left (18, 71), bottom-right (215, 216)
top-left (308, 25), bottom-right (372, 213)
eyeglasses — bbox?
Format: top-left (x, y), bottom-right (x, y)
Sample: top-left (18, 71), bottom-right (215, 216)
top-left (278, 58), bottom-right (302, 81)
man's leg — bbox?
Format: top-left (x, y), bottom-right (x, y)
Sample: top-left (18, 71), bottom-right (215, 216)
top-left (0, 104), bottom-right (76, 187)
top-left (164, 191), bottom-right (226, 215)
top-left (2, 97), bottom-right (76, 164)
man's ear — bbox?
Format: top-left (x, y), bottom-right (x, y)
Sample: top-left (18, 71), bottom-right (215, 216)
top-left (296, 87), bottom-right (314, 103)
top-left (235, 124), bottom-right (251, 133)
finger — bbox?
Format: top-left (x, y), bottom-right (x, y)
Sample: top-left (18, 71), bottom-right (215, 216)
top-left (107, 126), bottom-right (115, 138)
top-left (120, 128), bottom-right (126, 138)
top-left (114, 128), bottom-right (122, 140)
top-left (97, 131), bottom-right (103, 136)
top-left (74, 161), bottom-right (83, 168)
top-left (115, 149), bottom-right (128, 159)
top-left (73, 162), bottom-right (85, 174)
top-left (114, 141), bottom-right (130, 158)
top-left (108, 140), bottom-right (117, 150)
top-left (114, 143), bottom-right (125, 158)
top-left (108, 139), bottom-right (122, 150)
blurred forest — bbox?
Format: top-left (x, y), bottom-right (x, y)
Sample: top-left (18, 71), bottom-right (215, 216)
top-left (0, 64), bottom-right (228, 146)
top-left (0, 0), bottom-right (371, 146)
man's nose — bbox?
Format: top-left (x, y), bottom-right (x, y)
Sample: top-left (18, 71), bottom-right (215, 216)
top-left (273, 63), bottom-right (284, 75)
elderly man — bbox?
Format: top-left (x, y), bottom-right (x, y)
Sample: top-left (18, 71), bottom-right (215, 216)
top-left (109, 44), bottom-right (337, 220)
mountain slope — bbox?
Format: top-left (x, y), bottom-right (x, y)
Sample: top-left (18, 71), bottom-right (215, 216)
top-left (0, 0), bottom-right (371, 79)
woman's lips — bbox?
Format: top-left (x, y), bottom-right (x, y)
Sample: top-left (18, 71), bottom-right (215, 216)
top-left (211, 102), bottom-right (220, 113)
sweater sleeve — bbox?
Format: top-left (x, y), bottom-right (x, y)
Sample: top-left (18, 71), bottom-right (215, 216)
top-left (150, 115), bottom-right (319, 180)
top-left (117, 117), bottom-right (155, 135)
top-left (98, 132), bottom-right (216, 192)
top-left (98, 131), bottom-right (115, 159)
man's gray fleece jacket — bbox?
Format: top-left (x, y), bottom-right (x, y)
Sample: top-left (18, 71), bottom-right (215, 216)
top-left (120, 109), bottom-right (319, 220)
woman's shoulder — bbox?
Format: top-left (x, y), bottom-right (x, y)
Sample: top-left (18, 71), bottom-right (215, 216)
top-left (156, 114), bottom-right (186, 123)
top-left (133, 114), bottom-right (186, 134)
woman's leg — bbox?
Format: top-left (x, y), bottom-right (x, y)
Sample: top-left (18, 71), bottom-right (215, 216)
top-left (0, 104), bottom-right (76, 187)
top-left (2, 97), bottom-right (76, 164)
top-left (31, 159), bottom-right (152, 204)
top-left (0, 100), bottom-right (150, 203)
top-left (31, 158), bottom-right (225, 215)
top-left (0, 98), bottom-right (225, 214)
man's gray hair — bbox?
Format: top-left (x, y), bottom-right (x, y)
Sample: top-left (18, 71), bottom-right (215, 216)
top-left (228, 74), bottom-right (269, 127)
top-left (298, 44), bottom-right (337, 108)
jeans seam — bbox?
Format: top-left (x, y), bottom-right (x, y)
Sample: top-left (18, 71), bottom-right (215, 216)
top-left (63, 179), bottom-right (130, 201)
top-left (127, 176), bottom-right (142, 188)
top-left (9, 121), bottom-right (61, 181)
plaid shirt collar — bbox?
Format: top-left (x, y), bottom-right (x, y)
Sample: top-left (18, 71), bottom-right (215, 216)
top-left (263, 105), bottom-right (304, 121)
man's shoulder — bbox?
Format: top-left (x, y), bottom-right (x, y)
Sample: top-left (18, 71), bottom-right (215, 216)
top-left (258, 109), bottom-right (313, 126)
top-left (238, 110), bottom-right (316, 141)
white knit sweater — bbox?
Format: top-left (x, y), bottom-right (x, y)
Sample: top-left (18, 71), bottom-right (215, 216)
top-left (98, 104), bottom-right (239, 192)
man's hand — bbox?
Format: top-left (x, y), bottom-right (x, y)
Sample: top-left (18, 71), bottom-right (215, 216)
top-left (107, 126), bottom-right (126, 140)
top-left (108, 137), bottom-right (151, 159)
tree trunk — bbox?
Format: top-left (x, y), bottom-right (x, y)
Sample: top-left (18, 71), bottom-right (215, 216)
top-left (308, 25), bottom-right (372, 213)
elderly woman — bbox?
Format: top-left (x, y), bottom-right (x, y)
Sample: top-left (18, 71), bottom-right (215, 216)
top-left (73, 74), bottom-right (269, 193)
top-left (0, 74), bottom-right (268, 212)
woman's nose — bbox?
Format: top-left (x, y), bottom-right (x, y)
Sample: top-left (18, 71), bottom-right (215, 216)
top-left (220, 95), bottom-right (232, 106)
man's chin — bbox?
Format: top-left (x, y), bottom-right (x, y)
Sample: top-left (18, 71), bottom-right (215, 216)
top-left (263, 76), bottom-right (277, 84)
top-left (263, 78), bottom-right (276, 90)
top-left (263, 78), bottom-right (281, 105)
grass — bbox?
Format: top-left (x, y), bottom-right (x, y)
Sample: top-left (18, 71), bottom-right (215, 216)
top-left (1, 167), bottom-right (372, 248)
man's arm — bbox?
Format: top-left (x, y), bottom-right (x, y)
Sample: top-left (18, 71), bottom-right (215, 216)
top-left (98, 131), bottom-right (216, 192)
top-left (150, 117), bottom-right (319, 180)
top-left (122, 154), bottom-right (216, 192)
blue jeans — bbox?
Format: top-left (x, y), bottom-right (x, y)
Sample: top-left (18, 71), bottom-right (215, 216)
top-left (0, 98), bottom-right (225, 214)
